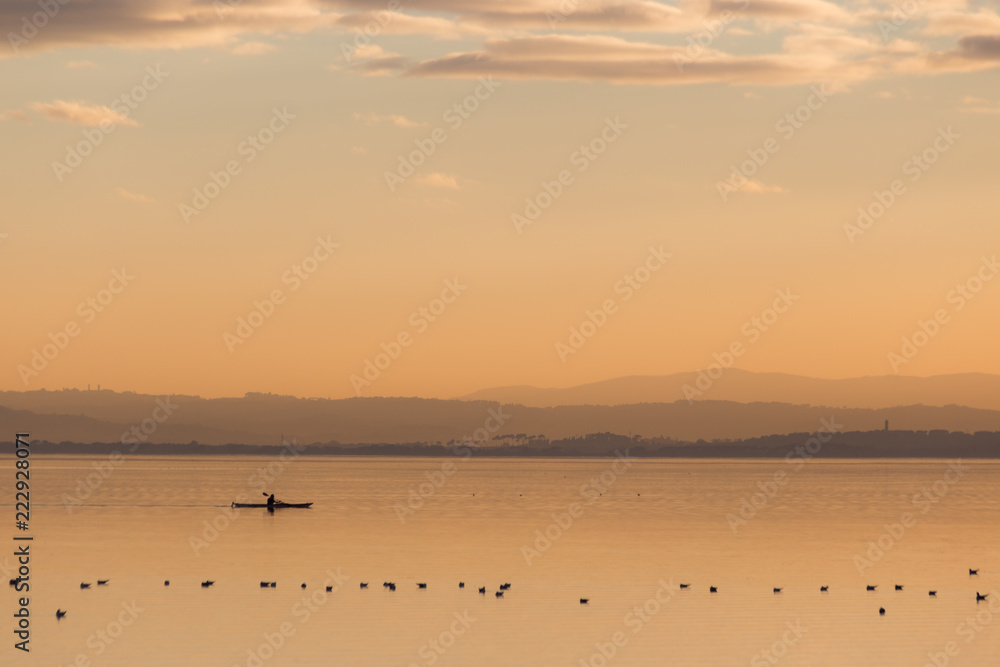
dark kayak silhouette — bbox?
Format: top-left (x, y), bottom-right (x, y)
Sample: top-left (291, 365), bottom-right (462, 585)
top-left (232, 501), bottom-right (312, 508)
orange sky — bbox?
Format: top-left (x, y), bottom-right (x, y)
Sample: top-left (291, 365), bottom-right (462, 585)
top-left (2, 0), bottom-right (999, 399)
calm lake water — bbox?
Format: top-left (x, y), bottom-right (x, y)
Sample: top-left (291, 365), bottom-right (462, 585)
top-left (2, 455), bottom-right (999, 666)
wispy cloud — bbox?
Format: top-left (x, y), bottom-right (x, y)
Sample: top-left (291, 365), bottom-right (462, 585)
top-left (352, 112), bottom-right (425, 128)
top-left (30, 100), bottom-right (139, 127)
top-left (960, 95), bottom-right (1000, 114)
top-left (0, 109), bottom-right (30, 122)
top-left (741, 179), bottom-right (787, 195)
top-left (117, 187), bottom-right (157, 204)
top-left (416, 172), bottom-right (460, 189)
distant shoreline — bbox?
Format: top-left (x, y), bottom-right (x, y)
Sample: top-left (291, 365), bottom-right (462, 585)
top-left (3, 430), bottom-right (999, 458)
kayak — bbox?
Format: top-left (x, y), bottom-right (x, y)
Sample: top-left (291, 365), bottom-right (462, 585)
top-left (231, 502), bottom-right (313, 508)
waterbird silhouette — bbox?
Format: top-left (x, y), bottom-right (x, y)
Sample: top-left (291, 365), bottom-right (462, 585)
top-left (879, 607), bottom-right (885, 615)
top-left (270, 582), bottom-right (276, 588)
top-left (977, 592), bottom-right (988, 602)
top-left (820, 586), bottom-right (829, 592)
top-left (164, 581), bottom-right (170, 586)
top-left (773, 588), bottom-right (782, 593)
top-left (201, 581), bottom-right (215, 587)
top-left (360, 583), bottom-right (368, 589)
top-left (260, 582), bottom-right (270, 588)
top-left (970, 569), bottom-right (979, 576)
top-left (9, 579), bottom-right (16, 586)
top-left (496, 591), bottom-right (504, 598)
top-left (301, 583), bottom-right (306, 589)
top-left (500, 583), bottom-right (511, 590)
top-left (479, 587), bottom-right (486, 594)
top-left (867, 585), bottom-right (877, 591)
top-left (459, 582), bottom-right (465, 588)
top-left (389, 583), bottom-right (396, 591)
top-left (580, 598), bottom-right (589, 604)
top-left (710, 586), bottom-right (718, 593)
top-left (56, 610), bottom-right (66, 619)
top-left (679, 584), bottom-right (690, 589)
top-left (895, 585), bottom-right (903, 591)
top-left (97, 580), bottom-right (109, 586)
top-left (80, 583), bottom-right (91, 589)
top-left (929, 591), bottom-right (937, 596)
top-left (417, 583), bottom-right (427, 589)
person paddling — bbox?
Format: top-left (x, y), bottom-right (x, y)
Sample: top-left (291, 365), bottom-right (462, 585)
top-left (266, 493), bottom-right (275, 510)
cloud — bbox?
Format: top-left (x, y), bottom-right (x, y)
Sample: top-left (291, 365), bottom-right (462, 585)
top-left (960, 95), bottom-right (1000, 114)
top-left (416, 172), bottom-right (460, 189)
top-left (403, 34), bottom-right (869, 86)
top-left (231, 41), bottom-right (276, 55)
top-left (0, 109), bottom-right (30, 122)
top-left (741, 179), bottom-right (787, 194)
top-left (710, 0), bottom-right (853, 23)
top-left (353, 112), bottom-right (425, 127)
top-left (117, 187), bottom-right (157, 204)
top-left (29, 100), bottom-right (139, 127)
top-left (0, 0), bottom-right (341, 55)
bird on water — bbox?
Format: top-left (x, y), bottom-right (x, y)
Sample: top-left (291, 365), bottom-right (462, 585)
top-left (879, 607), bottom-right (886, 616)
top-left (56, 610), bottom-right (67, 619)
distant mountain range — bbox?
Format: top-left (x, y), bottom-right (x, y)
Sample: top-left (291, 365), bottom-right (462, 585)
top-left (459, 371), bottom-right (1000, 410)
top-left (3, 383), bottom-right (1000, 447)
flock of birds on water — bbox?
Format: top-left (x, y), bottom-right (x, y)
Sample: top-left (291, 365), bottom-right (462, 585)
top-left (11, 569), bottom-right (990, 621)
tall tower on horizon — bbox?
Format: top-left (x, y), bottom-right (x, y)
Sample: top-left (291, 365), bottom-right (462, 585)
top-left (884, 419), bottom-right (889, 432)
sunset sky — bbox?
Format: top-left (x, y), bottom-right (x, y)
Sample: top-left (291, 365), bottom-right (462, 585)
top-left (2, 0), bottom-right (998, 399)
